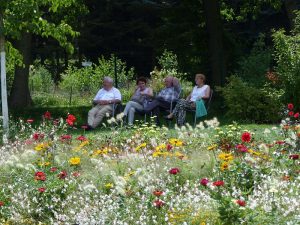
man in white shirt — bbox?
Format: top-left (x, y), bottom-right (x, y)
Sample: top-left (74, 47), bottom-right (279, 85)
top-left (87, 77), bottom-right (121, 129)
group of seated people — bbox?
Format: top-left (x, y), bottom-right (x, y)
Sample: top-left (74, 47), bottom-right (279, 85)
top-left (86, 74), bottom-right (210, 129)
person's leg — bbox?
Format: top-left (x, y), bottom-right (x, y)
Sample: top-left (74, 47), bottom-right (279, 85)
top-left (144, 99), bottom-right (161, 125)
top-left (127, 101), bottom-right (144, 125)
top-left (88, 105), bottom-right (101, 127)
top-left (176, 101), bottom-right (193, 126)
top-left (92, 105), bottom-right (113, 128)
top-left (123, 101), bottom-right (134, 117)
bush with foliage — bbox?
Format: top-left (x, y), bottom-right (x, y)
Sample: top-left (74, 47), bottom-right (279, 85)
top-left (150, 50), bottom-right (192, 96)
top-left (236, 34), bottom-right (272, 87)
top-left (272, 11), bottom-right (300, 108)
top-left (29, 65), bottom-right (55, 93)
top-left (218, 76), bottom-right (283, 123)
top-left (59, 55), bottom-right (135, 95)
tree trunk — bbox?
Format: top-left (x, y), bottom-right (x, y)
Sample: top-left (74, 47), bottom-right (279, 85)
top-left (203, 0), bottom-right (226, 87)
top-left (9, 32), bottom-right (33, 108)
top-left (0, 11), bottom-right (10, 139)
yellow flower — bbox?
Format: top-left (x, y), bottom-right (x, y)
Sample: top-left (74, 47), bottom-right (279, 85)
top-left (135, 143), bottom-right (147, 152)
top-left (207, 144), bottom-right (218, 151)
top-left (93, 148), bottom-right (109, 156)
top-left (69, 157), bottom-right (81, 165)
top-left (218, 153), bottom-right (234, 162)
top-left (105, 183), bottom-right (114, 189)
top-left (155, 144), bottom-right (166, 151)
top-left (34, 142), bottom-right (50, 151)
top-left (220, 161), bottom-right (229, 171)
top-left (169, 138), bottom-right (183, 147)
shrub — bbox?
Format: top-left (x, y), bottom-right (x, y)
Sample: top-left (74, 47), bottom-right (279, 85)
top-left (29, 65), bottom-right (55, 93)
top-left (272, 11), bottom-right (300, 108)
top-left (218, 76), bottom-right (283, 123)
top-left (59, 55), bottom-right (135, 95)
top-left (236, 34), bottom-right (272, 87)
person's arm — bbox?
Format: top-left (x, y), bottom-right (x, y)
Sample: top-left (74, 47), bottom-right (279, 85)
top-left (202, 86), bottom-right (211, 100)
top-left (142, 88), bottom-right (154, 98)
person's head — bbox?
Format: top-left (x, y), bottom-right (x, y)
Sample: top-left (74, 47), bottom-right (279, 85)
top-left (195, 74), bottom-right (206, 86)
top-left (103, 77), bottom-right (114, 90)
top-left (164, 76), bottom-right (174, 88)
top-left (136, 77), bottom-right (147, 90)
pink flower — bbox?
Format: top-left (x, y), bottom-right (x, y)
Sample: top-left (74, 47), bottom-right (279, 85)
top-left (288, 103), bottom-right (294, 110)
top-left (212, 180), bottom-right (224, 187)
top-left (33, 133), bottom-right (44, 141)
top-left (236, 144), bottom-right (248, 153)
top-left (166, 144), bottom-right (173, 151)
top-left (169, 167), bottom-right (180, 175)
top-left (38, 187), bottom-right (46, 193)
top-left (35, 171), bottom-right (46, 181)
top-left (294, 112), bottom-right (299, 119)
top-left (153, 190), bottom-right (164, 197)
top-left (236, 199), bottom-right (246, 207)
top-left (61, 134), bottom-right (72, 141)
top-left (50, 167), bottom-right (57, 172)
top-left (200, 178), bottom-right (209, 186)
top-left (241, 132), bottom-right (251, 142)
top-left (81, 125), bottom-right (88, 130)
top-left (0, 201), bottom-right (4, 207)
top-left (58, 170), bottom-right (68, 179)
top-left (44, 111), bottom-right (51, 120)
top-left (72, 172), bottom-right (81, 178)
top-left (289, 111), bottom-right (294, 117)
top-left (76, 135), bottom-right (87, 142)
top-left (289, 154), bottom-right (299, 160)
top-left (275, 140), bottom-right (285, 145)
top-left (27, 119), bottom-right (34, 123)
top-left (153, 199), bottom-right (165, 208)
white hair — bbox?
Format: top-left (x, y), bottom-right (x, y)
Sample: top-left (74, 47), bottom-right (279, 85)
top-left (103, 76), bottom-right (113, 83)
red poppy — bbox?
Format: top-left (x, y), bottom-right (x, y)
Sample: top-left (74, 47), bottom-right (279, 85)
top-left (288, 111), bottom-right (294, 117)
top-left (241, 132), bottom-right (251, 143)
top-left (153, 199), bottom-right (165, 208)
top-left (27, 119), bottom-right (34, 123)
top-left (35, 171), bottom-right (46, 181)
top-left (76, 135), bottom-right (87, 142)
top-left (288, 103), bottom-right (294, 110)
top-left (58, 170), bottom-right (68, 179)
top-left (294, 112), bottom-right (299, 119)
top-left (44, 111), bottom-right (51, 120)
top-left (289, 154), bottom-right (299, 160)
top-left (153, 190), bottom-right (164, 197)
top-left (200, 178), bottom-right (209, 186)
top-left (236, 199), bottom-right (246, 207)
top-left (66, 114), bottom-right (76, 126)
top-left (212, 180), bottom-right (224, 187)
top-left (0, 201), bottom-right (4, 207)
top-left (169, 168), bottom-right (180, 175)
top-left (38, 187), bottom-right (46, 193)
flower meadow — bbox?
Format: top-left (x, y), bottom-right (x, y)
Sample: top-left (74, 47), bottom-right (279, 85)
top-left (0, 107), bottom-right (299, 225)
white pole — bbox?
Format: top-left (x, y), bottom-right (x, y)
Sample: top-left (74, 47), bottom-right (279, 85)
top-left (1, 50), bottom-right (9, 143)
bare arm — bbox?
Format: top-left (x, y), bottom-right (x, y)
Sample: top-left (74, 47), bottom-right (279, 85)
top-left (202, 86), bottom-right (211, 100)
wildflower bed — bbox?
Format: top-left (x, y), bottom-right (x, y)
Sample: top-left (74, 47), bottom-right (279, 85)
top-left (0, 107), bottom-right (299, 225)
